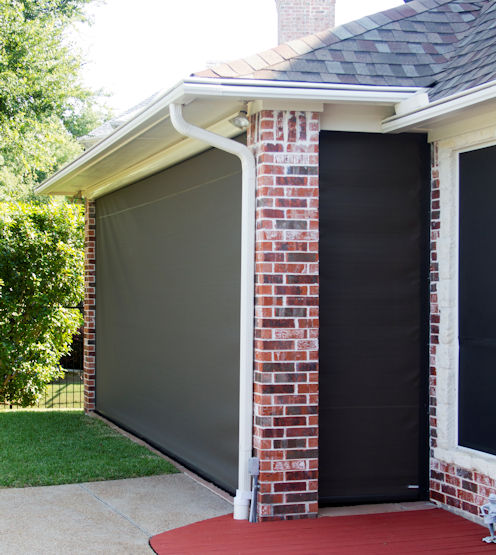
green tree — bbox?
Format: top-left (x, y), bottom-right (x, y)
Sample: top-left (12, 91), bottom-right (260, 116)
top-left (0, 0), bottom-right (108, 201)
top-left (21, 0), bottom-right (92, 21)
top-left (0, 202), bottom-right (84, 406)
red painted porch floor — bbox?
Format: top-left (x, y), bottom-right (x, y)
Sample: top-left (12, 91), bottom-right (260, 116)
top-left (149, 508), bottom-right (494, 554)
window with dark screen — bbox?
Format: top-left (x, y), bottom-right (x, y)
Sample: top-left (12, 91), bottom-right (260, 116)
top-left (458, 144), bottom-right (496, 455)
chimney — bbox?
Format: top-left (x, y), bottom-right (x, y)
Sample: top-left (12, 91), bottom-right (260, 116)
top-left (275, 0), bottom-right (336, 44)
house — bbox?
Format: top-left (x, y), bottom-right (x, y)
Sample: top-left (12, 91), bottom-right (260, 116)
top-left (38, 0), bottom-right (496, 523)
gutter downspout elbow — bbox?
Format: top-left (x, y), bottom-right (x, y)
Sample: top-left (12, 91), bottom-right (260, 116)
top-left (169, 103), bottom-right (255, 521)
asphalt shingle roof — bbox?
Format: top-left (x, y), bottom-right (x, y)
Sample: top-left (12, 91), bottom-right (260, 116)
top-left (193, 0), bottom-right (493, 100)
top-left (430, 1), bottom-right (496, 98)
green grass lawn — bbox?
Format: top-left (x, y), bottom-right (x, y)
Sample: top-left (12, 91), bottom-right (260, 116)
top-left (0, 410), bottom-right (178, 488)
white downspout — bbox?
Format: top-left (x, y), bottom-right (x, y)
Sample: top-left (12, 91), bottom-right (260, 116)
top-left (169, 103), bottom-right (255, 520)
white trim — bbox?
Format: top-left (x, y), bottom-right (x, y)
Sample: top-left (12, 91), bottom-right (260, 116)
top-left (251, 100), bottom-right (324, 113)
top-left (320, 103), bottom-right (394, 133)
top-left (435, 127), bottom-right (496, 478)
top-left (36, 82), bottom-right (187, 195)
top-left (182, 79), bottom-right (420, 104)
top-left (382, 80), bottom-right (496, 133)
top-left (428, 110), bottom-right (496, 143)
top-left (394, 91), bottom-right (430, 116)
top-left (185, 76), bottom-right (422, 94)
top-left (36, 78), bottom-right (421, 197)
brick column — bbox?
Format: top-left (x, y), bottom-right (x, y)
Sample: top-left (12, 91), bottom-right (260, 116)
top-left (83, 199), bottom-right (96, 412)
top-left (248, 110), bottom-right (320, 520)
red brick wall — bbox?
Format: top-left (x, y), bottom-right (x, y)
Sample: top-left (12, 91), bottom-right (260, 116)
top-left (429, 142), bottom-right (496, 518)
top-left (431, 461), bottom-right (496, 517)
top-left (275, 0), bottom-right (336, 44)
top-left (248, 110), bottom-right (320, 520)
top-left (83, 199), bottom-right (96, 412)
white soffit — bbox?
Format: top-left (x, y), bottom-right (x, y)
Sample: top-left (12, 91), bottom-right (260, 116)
top-left (37, 78), bottom-right (421, 199)
top-left (37, 95), bottom-right (244, 199)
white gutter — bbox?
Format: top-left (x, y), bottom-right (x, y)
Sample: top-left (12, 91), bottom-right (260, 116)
top-left (37, 78), bottom-right (420, 196)
top-left (36, 82), bottom-right (187, 195)
top-left (169, 103), bottom-right (255, 521)
top-left (382, 80), bottom-right (496, 133)
top-left (185, 76), bottom-right (421, 93)
top-left (182, 78), bottom-right (420, 104)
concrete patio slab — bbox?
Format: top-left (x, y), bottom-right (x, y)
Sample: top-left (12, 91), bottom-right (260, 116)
top-left (0, 474), bottom-right (232, 555)
top-left (83, 473), bottom-right (233, 535)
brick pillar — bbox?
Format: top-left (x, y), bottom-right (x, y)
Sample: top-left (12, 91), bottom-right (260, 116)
top-left (275, 0), bottom-right (336, 44)
top-left (83, 199), bottom-right (96, 412)
top-left (248, 110), bottom-right (320, 520)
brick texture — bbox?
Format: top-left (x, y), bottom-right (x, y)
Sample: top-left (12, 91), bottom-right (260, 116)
top-left (275, 0), bottom-right (336, 44)
top-left (83, 199), bottom-right (96, 412)
top-left (429, 142), bottom-right (495, 518)
top-left (248, 110), bottom-right (320, 520)
top-left (430, 460), bottom-right (496, 516)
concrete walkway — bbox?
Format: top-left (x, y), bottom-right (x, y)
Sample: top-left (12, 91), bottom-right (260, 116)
top-left (0, 474), bottom-right (232, 555)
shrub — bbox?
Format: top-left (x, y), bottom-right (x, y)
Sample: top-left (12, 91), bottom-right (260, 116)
top-left (0, 202), bottom-right (84, 406)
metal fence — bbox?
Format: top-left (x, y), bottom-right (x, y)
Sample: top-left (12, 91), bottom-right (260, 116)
top-left (1, 319), bottom-right (84, 411)
top-left (43, 368), bottom-right (83, 409)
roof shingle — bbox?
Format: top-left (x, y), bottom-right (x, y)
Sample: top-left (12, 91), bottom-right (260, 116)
top-left (192, 0), bottom-right (493, 100)
top-left (430, 1), bottom-right (496, 98)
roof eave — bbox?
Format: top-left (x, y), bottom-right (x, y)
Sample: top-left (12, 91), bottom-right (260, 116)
top-left (183, 76), bottom-right (422, 102)
top-left (37, 78), bottom-right (422, 198)
top-left (36, 80), bottom-right (187, 196)
top-left (382, 80), bottom-right (496, 134)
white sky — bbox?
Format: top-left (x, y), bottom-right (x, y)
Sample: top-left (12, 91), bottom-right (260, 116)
top-left (75, 0), bottom-right (403, 114)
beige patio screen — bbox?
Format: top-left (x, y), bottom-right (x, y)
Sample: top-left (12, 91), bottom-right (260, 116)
top-left (95, 144), bottom-right (242, 493)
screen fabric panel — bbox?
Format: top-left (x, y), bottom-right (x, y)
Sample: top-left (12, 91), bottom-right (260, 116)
top-left (319, 131), bottom-right (430, 504)
top-left (459, 144), bottom-right (496, 456)
top-left (96, 147), bottom-right (241, 493)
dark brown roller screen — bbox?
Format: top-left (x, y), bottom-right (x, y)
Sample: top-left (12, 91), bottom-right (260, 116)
top-left (319, 131), bottom-right (430, 504)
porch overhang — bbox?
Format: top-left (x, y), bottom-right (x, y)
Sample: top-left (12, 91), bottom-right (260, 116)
top-left (36, 78), bottom-right (421, 200)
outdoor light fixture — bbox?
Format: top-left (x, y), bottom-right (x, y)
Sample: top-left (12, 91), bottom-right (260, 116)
top-left (229, 106), bottom-right (250, 130)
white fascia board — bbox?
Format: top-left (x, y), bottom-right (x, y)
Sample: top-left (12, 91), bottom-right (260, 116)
top-left (36, 81), bottom-right (187, 195)
top-left (186, 76), bottom-right (420, 94)
top-left (183, 77), bottom-right (421, 105)
top-left (37, 77), bottom-right (421, 197)
top-left (382, 80), bottom-right (496, 133)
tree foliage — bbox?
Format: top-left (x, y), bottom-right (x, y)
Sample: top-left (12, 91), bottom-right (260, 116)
top-left (0, 202), bottom-right (84, 406)
top-left (0, 0), bottom-right (108, 201)
top-left (21, 0), bottom-right (92, 21)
